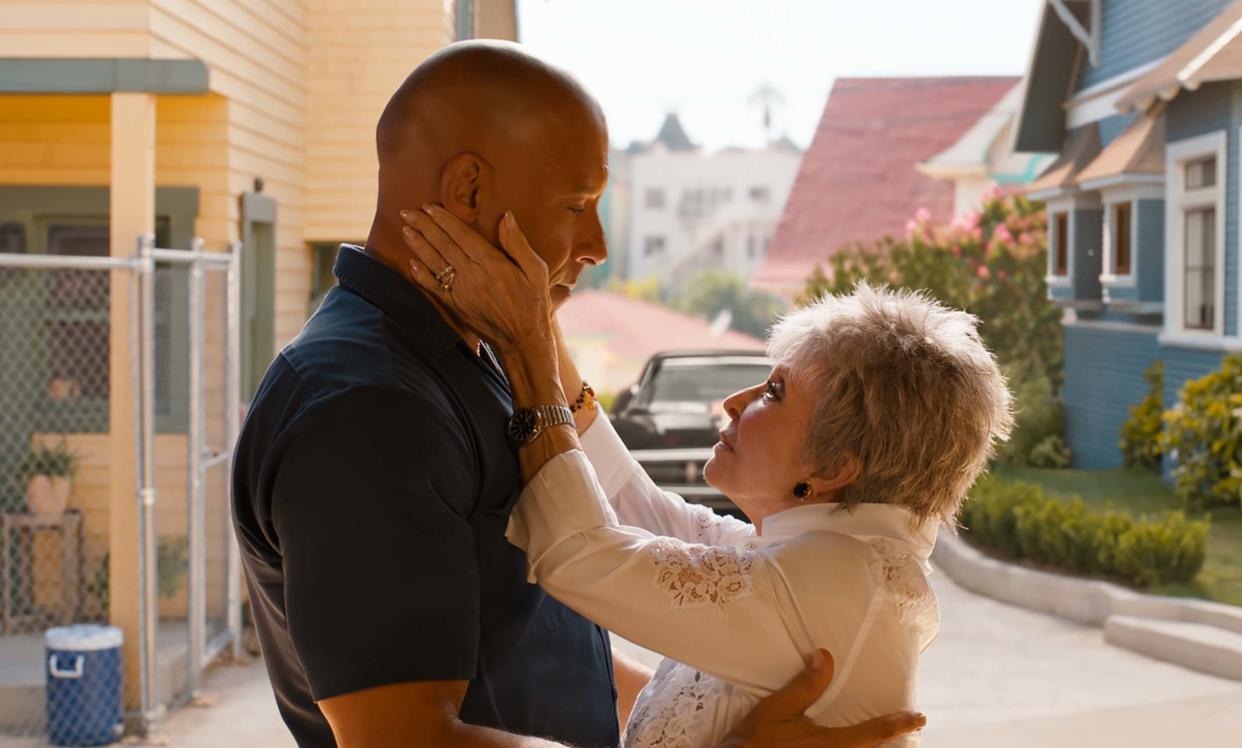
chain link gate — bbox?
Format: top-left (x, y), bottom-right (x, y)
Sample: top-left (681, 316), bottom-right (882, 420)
top-left (0, 235), bottom-right (243, 742)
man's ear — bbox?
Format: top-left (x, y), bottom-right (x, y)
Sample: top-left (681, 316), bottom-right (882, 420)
top-left (439, 152), bottom-right (493, 224)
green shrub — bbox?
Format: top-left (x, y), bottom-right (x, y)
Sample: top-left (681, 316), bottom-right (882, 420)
top-left (17, 438), bottom-right (79, 481)
top-left (998, 360), bottom-right (1069, 468)
top-left (1028, 434), bottom-right (1072, 469)
top-left (1120, 361), bottom-right (1164, 470)
top-left (959, 477), bottom-right (1209, 588)
top-left (1161, 354), bottom-right (1242, 509)
top-left (1113, 513), bottom-right (1208, 587)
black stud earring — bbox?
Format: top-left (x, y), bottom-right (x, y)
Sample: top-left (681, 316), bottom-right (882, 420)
top-left (793, 481), bottom-right (814, 501)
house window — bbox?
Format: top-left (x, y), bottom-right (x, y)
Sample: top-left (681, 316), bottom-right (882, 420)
top-left (748, 186), bottom-right (770, 204)
top-left (1112, 202), bottom-right (1132, 276)
top-left (1184, 207), bottom-right (1216, 331)
top-left (309, 243), bottom-right (340, 316)
top-left (645, 188), bottom-right (665, 209)
top-left (1185, 156), bottom-right (1216, 189)
top-left (643, 235), bottom-right (666, 257)
top-left (679, 189), bottom-right (705, 218)
top-left (1052, 212), bottom-right (1069, 276)
top-left (1169, 133), bottom-right (1225, 334)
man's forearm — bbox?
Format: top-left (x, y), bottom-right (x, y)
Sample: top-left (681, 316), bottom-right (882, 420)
top-left (443, 719), bottom-right (568, 748)
top-left (551, 318), bottom-right (599, 435)
top-left (611, 644), bottom-right (654, 732)
top-left (498, 337), bottom-right (581, 482)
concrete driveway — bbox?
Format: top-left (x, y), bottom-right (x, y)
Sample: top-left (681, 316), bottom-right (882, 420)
top-left (144, 566), bottom-right (1242, 748)
top-left (614, 567), bottom-right (1242, 747)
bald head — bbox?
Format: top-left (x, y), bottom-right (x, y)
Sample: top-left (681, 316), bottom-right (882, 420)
top-left (367, 40), bottom-right (610, 308)
top-left (377, 40), bottom-right (602, 167)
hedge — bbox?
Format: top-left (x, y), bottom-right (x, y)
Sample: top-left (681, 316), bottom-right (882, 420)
top-left (959, 477), bottom-right (1208, 588)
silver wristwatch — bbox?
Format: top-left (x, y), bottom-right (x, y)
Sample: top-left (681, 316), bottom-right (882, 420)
top-left (506, 404), bottom-right (575, 446)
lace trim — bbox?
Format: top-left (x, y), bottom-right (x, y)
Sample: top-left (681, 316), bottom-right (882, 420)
top-left (693, 507), bottom-right (715, 538)
top-left (651, 538), bottom-right (755, 609)
top-left (867, 539), bottom-right (938, 639)
top-left (627, 662), bottom-right (722, 748)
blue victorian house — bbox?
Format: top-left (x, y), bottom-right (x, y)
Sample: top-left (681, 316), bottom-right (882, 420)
top-left (1019, 0), bottom-right (1242, 468)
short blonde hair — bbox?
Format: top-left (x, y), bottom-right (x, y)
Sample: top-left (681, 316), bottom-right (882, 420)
top-left (768, 283), bottom-right (1013, 525)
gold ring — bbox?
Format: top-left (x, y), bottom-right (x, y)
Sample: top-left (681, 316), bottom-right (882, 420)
top-left (435, 264), bottom-right (456, 292)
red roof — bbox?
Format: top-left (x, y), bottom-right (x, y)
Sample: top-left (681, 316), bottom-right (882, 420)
top-left (754, 77), bottom-right (1019, 294)
top-left (557, 290), bottom-right (766, 360)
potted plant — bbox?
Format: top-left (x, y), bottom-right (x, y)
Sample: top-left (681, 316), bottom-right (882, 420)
top-left (18, 439), bottom-right (79, 516)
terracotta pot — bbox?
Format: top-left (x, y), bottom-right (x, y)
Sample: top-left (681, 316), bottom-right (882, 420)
top-left (26, 475), bottom-right (70, 516)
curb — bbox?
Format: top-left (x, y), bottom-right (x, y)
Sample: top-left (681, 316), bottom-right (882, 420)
top-left (931, 531), bottom-right (1242, 680)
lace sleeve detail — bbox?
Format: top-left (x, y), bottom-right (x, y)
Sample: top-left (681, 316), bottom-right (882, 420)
top-left (867, 539), bottom-right (939, 643)
top-left (651, 538), bottom-right (756, 609)
top-left (626, 661), bottom-right (724, 748)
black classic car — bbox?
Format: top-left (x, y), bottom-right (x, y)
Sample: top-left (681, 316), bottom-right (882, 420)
top-left (611, 349), bottom-right (772, 511)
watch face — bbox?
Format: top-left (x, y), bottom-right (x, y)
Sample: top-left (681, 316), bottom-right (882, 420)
top-left (507, 409), bottom-right (538, 444)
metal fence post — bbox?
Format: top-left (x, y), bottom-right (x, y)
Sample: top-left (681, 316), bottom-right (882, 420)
top-left (136, 233), bottom-right (159, 723)
top-left (187, 238), bottom-right (206, 692)
top-left (226, 241), bottom-right (243, 657)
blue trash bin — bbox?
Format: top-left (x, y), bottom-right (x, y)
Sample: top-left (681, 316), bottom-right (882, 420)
top-left (44, 624), bottom-right (124, 746)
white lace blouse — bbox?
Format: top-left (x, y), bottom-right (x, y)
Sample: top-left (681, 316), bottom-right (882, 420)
top-left (506, 414), bottom-right (940, 748)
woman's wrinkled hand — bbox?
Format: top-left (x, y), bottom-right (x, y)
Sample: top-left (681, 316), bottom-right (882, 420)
top-left (401, 205), bottom-right (552, 353)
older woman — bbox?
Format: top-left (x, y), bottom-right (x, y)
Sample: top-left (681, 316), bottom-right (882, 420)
top-left (401, 207), bottom-right (1012, 748)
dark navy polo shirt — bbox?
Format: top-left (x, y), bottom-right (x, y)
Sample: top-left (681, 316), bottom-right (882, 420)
top-left (232, 245), bottom-right (619, 747)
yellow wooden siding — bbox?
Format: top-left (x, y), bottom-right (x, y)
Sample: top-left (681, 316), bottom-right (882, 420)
top-left (0, 95), bottom-right (230, 248)
top-left (303, 0), bottom-right (451, 242)
top-left (148, 0), bottom-right (311, 345)
top-left (0, 1), bottom-right (151, 57)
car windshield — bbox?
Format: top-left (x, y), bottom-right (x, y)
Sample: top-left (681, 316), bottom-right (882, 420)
top-left (640, 360), bottom-right (770, 412)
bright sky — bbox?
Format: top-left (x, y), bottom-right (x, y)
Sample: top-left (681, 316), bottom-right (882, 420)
top-left (517, 0), bottom-right (1046, 151)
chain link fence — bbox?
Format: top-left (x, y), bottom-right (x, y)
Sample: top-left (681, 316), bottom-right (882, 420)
top-left (0, 236), bottom-right (241, 743)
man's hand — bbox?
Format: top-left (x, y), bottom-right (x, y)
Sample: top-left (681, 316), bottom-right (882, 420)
top-left (716, 650), bottom-right (925, 748)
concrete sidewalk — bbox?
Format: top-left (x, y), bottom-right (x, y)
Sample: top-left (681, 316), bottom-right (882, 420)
top-left (147, 659), bottom-right (293, 748)
top-left (125, 563), bottom-right (1242, 747)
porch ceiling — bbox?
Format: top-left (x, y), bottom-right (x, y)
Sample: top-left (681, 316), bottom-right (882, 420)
top-left (0, 58), bottom-right (209, 95)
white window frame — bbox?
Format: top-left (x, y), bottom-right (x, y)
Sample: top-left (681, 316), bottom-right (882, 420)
top-left (1099, 184), bottom-right (1163, 286)
top-left (1045, 197), bottom-right (1074, 288)
top-left (1163, 130), bottom-right (1226, 340)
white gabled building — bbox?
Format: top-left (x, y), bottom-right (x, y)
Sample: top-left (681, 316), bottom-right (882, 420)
top-left (624, 113), bottom-right (801, 288)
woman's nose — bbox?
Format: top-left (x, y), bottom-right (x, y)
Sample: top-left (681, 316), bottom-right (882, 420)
top-left (722, 384), bottom-right (761, 422)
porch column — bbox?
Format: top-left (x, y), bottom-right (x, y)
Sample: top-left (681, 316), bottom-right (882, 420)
top-left (108, 92), bottom-right (155, 717)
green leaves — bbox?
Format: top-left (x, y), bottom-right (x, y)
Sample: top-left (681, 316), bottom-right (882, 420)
top-left (801, 191), bottom-right (1064, 465)
top-left (16, 437), bottom-right (79, 480)
top-left (1161, 354), bottom-right (1242, 510)
top-left (1120, 361), bottom-right (1165, 470)
top-left (960, 476), bottom-right (1209, 587)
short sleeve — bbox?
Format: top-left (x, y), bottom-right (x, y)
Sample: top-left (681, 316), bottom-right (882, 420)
top-left (270, 385), bottom-right (480, 702)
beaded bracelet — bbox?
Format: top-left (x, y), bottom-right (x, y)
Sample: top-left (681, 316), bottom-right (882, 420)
top-left (570, 380), bottom-right (597, 414)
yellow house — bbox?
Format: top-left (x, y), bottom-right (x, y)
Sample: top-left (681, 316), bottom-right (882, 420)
top-left (0, 0), bottom-right (517, 731)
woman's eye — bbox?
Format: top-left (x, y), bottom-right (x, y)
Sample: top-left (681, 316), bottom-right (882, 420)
top-left (764, 382), bottom-right (780, 401)
top-left (568, 206), bottom-right (586, 215)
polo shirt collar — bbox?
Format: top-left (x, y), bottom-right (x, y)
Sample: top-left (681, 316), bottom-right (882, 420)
top-left (333, 244), bottom-right (461, 357)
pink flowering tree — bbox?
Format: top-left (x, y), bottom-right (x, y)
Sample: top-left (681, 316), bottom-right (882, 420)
top-left (801, 188), bottom-right (1066, 466)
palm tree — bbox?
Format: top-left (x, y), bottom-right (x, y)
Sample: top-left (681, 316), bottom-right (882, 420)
top-left (748, 82), bottom-right (786, 145)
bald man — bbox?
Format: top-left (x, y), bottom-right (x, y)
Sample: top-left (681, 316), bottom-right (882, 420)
top-left (232, 41), bottom-right (923, 748)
